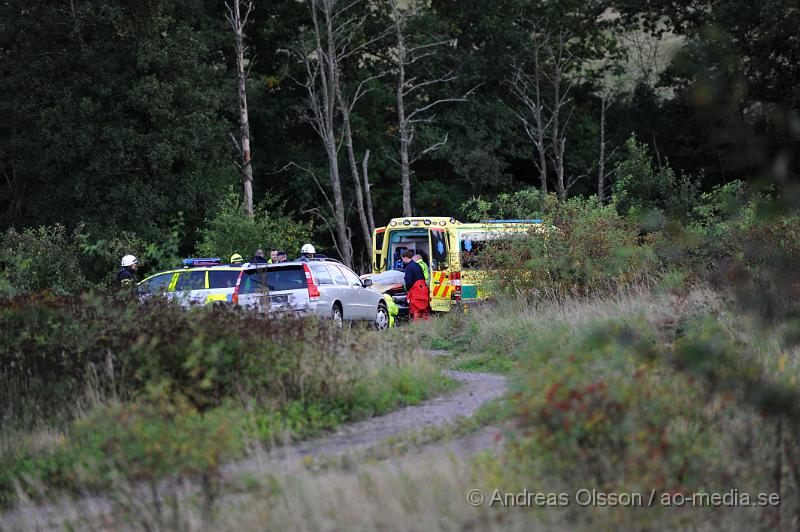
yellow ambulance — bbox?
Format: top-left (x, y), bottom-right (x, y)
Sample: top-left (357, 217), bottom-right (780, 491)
top-left (371, 217), bottom-right (543, 312)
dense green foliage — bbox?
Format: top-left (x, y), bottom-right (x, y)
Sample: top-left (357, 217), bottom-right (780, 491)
top-left (1, 0), bottom-right (796, 270)
top-left (195, 191), bottom-right (312, 260)
top-left (613, 135), bottom-right (700, 220)
top-left (476, 195), bottom-right (656, 294)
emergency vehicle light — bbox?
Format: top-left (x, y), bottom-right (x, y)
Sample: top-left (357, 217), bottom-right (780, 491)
top-left (424, 219), bottom-right (431, 225)
top-left (481, 219), bottom-right (542, 224)
top-left (182, 258), bottom-right (222, 267)
top-left (403, 220), bottom-right (411, 226)
top-left (439, 221), bottom-right (446, 226)
top-left (389, 221), bottom-right (397, 226)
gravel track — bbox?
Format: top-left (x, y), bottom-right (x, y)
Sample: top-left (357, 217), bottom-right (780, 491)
top-left (2, 367), bottom-right (507, 530)
top-left (226, 369), bottom-right (508, 476)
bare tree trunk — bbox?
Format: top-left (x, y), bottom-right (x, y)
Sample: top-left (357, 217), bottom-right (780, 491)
top-left (552, 73), bottom-right (566, 201)
top-left (652, 130), bottom-right (663, 171)
top-left (362, 150), bottom-right (375, 234)
top-left (391, 0), bottom-right (472, 217)
top-left (299, 0), bottom-right (385, 267)
top-left (226, 0), bottom-right (255, 218)
top-left (532, 48), bottom-right (548, 194)
top-left (320, 0), bottom-right (352, 267)
top-left (339, 102), bottom-right (372, 254)
top-left (69, 0), bottom-right (86, 53)
top-left (393, 7), bottom-right (413, 217)
top-left (598, 93), bottom-right (608, 202)
top-left (509, 48), bottom-right (548, 194)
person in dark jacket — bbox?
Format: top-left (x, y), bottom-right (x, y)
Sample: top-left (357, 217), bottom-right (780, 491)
top-left (402, 250), bottom-right (430, 320)
top-left (117, 255), bottom-right (139, 286)
top-left (402, 250), bottom-right (425, 289)
top-left (252, 248), bottom-right (269, 264)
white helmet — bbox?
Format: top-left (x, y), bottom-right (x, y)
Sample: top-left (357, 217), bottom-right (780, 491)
top-left (301, 243), bottom-right (316, 254)
top-left (121, 254), bottom-right (138, 267)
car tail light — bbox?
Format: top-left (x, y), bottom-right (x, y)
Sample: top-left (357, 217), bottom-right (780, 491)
top-left (303, 264), bottom-right (320, 300)
top-left (450, 271), bottom-right (462, 300)
top-left (231, 271), bottom-right (243, 304)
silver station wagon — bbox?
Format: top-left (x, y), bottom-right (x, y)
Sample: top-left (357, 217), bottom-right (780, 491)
top-left (236, 259), bottom-right (389, 329)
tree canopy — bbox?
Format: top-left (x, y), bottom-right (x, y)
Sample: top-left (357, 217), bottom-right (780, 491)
top-left (1, 0), bottom-right (797, 270)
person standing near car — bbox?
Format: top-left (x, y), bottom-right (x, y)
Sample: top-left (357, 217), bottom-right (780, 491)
top-left (230, 253), bottom-right (243, 264)
top-left (269, 249), bottom-right (278, 263)
top-left (402, 250), bottom-right (430, 321)
top-left (382, 293), bottom-right (399, 327)
top-left (297, 243), bottom-right (327, 260)
top-left (276, 250), bottom-right (287, 263)
top-left (252, 249), bottom-right (268, 264)
top-left (412, 253), bottom-right (430, 284)
top-left (117, 255), bottom-right (139, 287)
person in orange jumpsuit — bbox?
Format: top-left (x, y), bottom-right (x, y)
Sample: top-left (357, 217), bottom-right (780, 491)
top-left (402, 250), bottom-right (430, 321)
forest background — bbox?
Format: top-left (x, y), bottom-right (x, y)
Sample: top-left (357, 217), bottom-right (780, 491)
top-left (1, 0), bottom-right (798, 275)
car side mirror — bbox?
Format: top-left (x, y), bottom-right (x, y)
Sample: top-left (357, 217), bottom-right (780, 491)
top-left (362, 278), bottom-right (373, 287)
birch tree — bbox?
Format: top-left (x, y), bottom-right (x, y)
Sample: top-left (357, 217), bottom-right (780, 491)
top-left (296, 0), bottom-right (382, 267)
top-left (362, 150), bottom-right (375, 234)
top-left (597, 92), bottom-right (612, 202)
top-left (390, 0), bottom-right (474, 216)
top-left (226, 0), bottom-right (255, 218)
top-left (336, 63), bottom-right (384, 256)
top-left (509, 26), bottom-right (579, 201)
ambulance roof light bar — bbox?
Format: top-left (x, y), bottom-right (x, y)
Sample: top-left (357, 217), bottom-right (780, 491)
top-left (481, 219), bottom-right (542, 224)
top-left (182, 258), bottom-right (222, 268)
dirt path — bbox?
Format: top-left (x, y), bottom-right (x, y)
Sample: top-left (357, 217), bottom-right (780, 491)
top-left (2, 369), bottom-right (507, 530)
top-left (224, 370), bottom-right (508, 476)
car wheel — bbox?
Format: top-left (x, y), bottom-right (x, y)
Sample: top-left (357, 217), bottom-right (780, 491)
top-left (331, 303), bottom-right (344, 329)
top-left (374, 302), bottom-right (389, 331)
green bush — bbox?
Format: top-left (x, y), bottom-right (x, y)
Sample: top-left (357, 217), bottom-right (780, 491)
top-left (0, 292), bottom-right (371, 418)
top-left (196, 190), bottom-right (312, 261)
top-left (0, 217), bottom-right (186, 294)
top-left (485, 196), bottom-right (658, 294)
top-left (77, 230), bottom-right (150, 286)
top-left (0, 291), bottom-right (453, 505)
top-left (613, 134), bottom-right (700, 221)
top-left (461, 188), bottom-right (554, 221)
top-left (0, 225), bottom-right (89, 296)
top-left (505, 322), bottom-right (713, 489)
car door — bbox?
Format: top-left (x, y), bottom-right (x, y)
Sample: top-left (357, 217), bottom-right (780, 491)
top-left (172, 270), bottom-right (207, 306)
top-left (327, 264), bottom-right (351, 317)
top-left (206, 269), bottom-right (241, 304)
top-left (309, 263), bottom-right (336, 316)
top-left (338, 265), bottom-right (374, 320)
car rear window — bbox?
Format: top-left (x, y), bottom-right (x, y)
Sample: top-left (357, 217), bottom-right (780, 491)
top-left (174, 270), bottom-right (206, 291)
top-left (310, 264), bottom-right (333, 285)
top-left (241, 266), bottom-right (306, 293)
top-left (208, 270), bottom-right (240, 289)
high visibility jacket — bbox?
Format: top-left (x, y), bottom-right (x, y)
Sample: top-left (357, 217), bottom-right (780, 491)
top-left (416, 259), bottom-right (430, 283)
top-left (382, 293), bottom-right (399, 327)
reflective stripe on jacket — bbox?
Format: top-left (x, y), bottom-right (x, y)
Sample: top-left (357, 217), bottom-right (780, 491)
top-left (382, 293), bottom-right (399, 327)
top-left (416, 259), bottom-right (430, 283)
